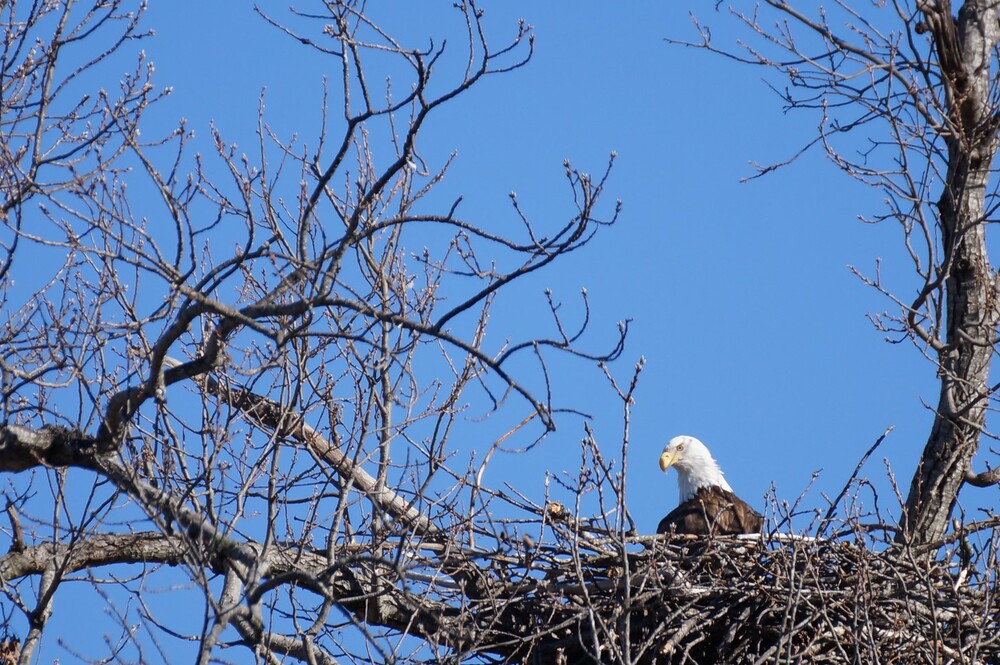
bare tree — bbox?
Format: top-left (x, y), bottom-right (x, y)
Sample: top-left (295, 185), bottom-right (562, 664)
top-left (6, 1), bottom-right (999, 663)
top-left (0, 1), bottom-right (632, 662)
top-left (674, 0), bottom-right (1000, 548)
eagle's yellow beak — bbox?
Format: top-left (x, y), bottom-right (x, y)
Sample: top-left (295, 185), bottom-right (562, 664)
top-left (659, 451), bottom-right (676, 472)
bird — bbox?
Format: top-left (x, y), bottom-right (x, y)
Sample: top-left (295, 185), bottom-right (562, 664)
top-left (656, 435), bottom-right (763, 536)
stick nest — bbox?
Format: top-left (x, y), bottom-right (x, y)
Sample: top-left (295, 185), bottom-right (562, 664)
top-left (473, 533), bottom-right (1000, 664)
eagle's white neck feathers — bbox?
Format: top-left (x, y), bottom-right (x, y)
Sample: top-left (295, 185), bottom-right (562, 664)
top-left (660, 435), bottom-right (733, 502)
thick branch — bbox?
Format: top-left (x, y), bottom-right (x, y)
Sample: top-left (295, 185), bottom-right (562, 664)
top-left (162, 357), bottom-right (439, 536)
top-left (0, 425), bottom-right (101, 473)
top-left (0, 532), bottom-right (187, 582)
top-left (964, 465), bottom-right (1000, 487)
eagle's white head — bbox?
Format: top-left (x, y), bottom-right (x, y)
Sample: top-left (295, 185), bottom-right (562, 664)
top-left (658, 435), bottom-right (733, 502)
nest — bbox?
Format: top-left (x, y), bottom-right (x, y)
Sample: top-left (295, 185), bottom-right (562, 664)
top-left (476, 534), bottom-right (1000, 664)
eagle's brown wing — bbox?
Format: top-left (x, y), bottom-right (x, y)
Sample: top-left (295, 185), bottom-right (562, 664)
top-left (657, 486), bottom-right (763, 536)
top-left (657, 498), bottom-right (712, 535)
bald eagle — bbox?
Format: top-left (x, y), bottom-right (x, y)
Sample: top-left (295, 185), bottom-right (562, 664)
top-left (657, 435), bottom-right (763, 536)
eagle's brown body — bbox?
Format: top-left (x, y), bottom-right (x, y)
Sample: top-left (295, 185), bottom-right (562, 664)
top-left (657, 435), bottom-right (763, 536)
top-left (656, 485), bottom-right (763, 535)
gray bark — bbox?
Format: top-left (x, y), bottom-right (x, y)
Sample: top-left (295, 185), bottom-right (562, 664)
top-left (901, 0), bottom-right (1000, 546)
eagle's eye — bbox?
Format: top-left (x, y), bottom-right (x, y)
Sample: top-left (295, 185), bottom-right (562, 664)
top-left (676, 442), bottom-right (685, 451)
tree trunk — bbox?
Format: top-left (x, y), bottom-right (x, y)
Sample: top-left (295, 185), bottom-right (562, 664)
top-left (900, 0), bottom-right (1000, 546)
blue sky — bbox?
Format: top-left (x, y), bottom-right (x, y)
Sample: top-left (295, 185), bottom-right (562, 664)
top-left (15, 1), bottom-right (998, 661)
top-left (132, 1), bottom-right (952, 531)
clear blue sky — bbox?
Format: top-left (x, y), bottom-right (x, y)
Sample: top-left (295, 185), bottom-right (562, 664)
top-left (15, 2), bottom-right (991, 661)
top-left (136, 2), bottom-right (950, 529)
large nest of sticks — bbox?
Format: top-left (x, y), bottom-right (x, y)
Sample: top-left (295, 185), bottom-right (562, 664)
top-left (461, 530), bottom-right (1000, 664)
